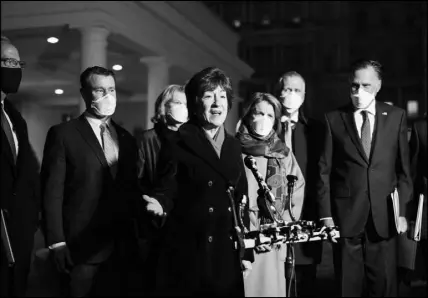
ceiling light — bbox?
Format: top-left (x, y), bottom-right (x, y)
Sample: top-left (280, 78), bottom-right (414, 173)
top-left (233, 20), bottom-right (241, 28)
top-left (112, 64), bottom-right (123, 71)
top-left (55, 89), bottom-right (64, 95)
top-left (47, 37), bottom-right (59, 44)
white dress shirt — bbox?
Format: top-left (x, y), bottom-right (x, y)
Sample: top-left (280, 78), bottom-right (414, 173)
top-left (1, 101), bottom-right (19, 155)
top-left (354, 100), bottom-right (376, 139)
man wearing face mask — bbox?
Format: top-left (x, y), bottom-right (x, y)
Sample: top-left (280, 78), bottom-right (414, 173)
top-left (0, 35), bottom-right (41, 297)
top-left (276, 71), bottom-right (325, 297)
top-left (136, 84), bottom-right (187, 295)
top-left (41, 66), bottom-right (141, 297)
top-left (317, 60), bottom-right (412, 296)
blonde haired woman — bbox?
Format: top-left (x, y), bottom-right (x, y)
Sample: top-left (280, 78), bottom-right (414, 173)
top-left (136, 84), bottom-right (187, 294)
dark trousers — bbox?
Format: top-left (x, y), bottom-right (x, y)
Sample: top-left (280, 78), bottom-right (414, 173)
top-left (60, 241), bottom-right (139, 297)
top-left (333, 215), bottom-right (397, 297)
top-left (0, 247), bottom-right (32, 297)
top-left (295, 264), bottom-right (317, 297)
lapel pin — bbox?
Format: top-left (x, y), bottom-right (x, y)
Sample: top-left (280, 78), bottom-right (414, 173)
top-left (382, 112), bottom-right (387, 115)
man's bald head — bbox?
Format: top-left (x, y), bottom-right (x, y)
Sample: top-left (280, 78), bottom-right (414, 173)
top-left (1, 35), bottom-right (20, 60)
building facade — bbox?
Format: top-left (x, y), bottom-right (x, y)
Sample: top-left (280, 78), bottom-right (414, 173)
top-left (204, 1), bottom-right (427, 120)
top-left (1, 1), bottom-right (253, 162)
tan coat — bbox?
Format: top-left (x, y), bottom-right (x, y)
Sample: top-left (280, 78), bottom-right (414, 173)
top-left (243, 152), bottom-right (305, 297)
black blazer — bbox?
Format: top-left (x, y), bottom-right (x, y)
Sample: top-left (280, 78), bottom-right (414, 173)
top-left (317, 101), bottom-right (413, 238)
top-left (41, 114), bottom-right (140, 264)
top-left (137, 123), bottom-right (179, 194)
top-left (152, 122), bottom-right (249, 296)
top-left (0, 98), bottom-right (40, 267)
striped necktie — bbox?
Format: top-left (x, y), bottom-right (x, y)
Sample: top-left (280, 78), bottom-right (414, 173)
top-left (100, 123), bottom-right (118, 178)
top-left (1, 103), bottom-right (17, 163)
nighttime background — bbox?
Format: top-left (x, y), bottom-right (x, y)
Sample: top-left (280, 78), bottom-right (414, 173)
top-left (204, 1), bottom-right (427, 122)
top-left (1, 1), bottom-right (427, 297)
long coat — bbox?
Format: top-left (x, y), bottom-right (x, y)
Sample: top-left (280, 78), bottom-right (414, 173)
top-left (152, 122), bottom-right (250, 296)
top-left (288, 113), bottom-right (325, 264)
top-left (0, 99), bottom-right (40, 297)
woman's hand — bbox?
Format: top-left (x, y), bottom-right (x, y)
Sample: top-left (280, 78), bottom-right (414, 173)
top-left (255, 243), bottom-right (272, 253)
top-left (142, 195), bottom-right (164, 216)
top-left (241, 260), bottom-right (252, 279)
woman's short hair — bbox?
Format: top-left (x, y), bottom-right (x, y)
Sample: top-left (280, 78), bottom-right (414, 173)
top-left (151, 84), bottom-right (185, 124)
top-left (185, 67), bottom-right (233, 120)
top-left (241, 92), bottom-right (283, 136)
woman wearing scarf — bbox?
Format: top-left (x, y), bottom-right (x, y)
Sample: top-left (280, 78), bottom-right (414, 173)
top-left (142, 67), bottom-right (253, 296)
top-left (236, 92), bottom-right (305, 297)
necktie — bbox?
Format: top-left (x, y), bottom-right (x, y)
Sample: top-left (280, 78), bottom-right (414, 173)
top-left (361, 110), bottom-right (371, 158)
top-left (1, 103), bottom-right (17, 163)
top-left (100, 123), bottom-right (118, 178)
top-left (283, 120), bottom-right (293, 152)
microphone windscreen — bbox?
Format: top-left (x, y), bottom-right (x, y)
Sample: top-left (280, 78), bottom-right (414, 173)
top-left (244, 155), bottom-right (256, 169)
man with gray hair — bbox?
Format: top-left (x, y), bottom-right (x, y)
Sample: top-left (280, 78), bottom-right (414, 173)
top-left (276, 71), bottom-right (325, 296)
top-left (0, 35), bottom-right (40, 297)
top-left (317, 59), bottom-right (412, 296)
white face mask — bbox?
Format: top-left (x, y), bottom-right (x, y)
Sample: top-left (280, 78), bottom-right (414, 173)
top-left (281, 92), bottom-right (304, 114)
top-left (91, 93), bottom-right (116, 116)
top-left (251, 116), bottom-right (274, 137)
top-left (167, 104), bottom-right (188, 124)
top-left (351, 88), bottom-right (375, 109)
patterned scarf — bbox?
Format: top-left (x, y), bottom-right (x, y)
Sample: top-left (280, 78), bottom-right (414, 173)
top-left (236, 124), bottom-right (290, 221)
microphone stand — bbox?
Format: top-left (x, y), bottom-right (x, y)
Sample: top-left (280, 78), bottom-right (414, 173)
top-left (285, 175), bottom-right (297, 297)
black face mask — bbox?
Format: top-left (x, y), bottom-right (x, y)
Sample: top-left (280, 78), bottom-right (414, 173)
top-left (1, 67), bottom-right (22, 94)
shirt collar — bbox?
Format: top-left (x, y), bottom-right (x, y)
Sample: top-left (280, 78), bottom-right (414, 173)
top-left (84, 111), bottom-right (111, 127)
top-left (354, 100), bottom-right (377, 116)
top-left (281, 112), bottom-right (299, 124)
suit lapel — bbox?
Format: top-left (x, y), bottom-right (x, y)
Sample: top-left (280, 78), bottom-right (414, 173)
top-left (111, 121), bottom-right (126, 177)
top-left (74, 115), bottom-right (109, 169)
top-left (369, 101), bottom-right (389, 163)
top-left (2, 101), bottom-right (20, 175)
top-left (1, 129), bottom-right (16, 174)
top-left (180, 123), bottom-right (239, 185)
top-left (340, 106), bottom-right (369, 164)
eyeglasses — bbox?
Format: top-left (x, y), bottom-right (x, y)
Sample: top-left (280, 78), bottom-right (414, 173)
top-left (1, 58), bottom-right (26, 69)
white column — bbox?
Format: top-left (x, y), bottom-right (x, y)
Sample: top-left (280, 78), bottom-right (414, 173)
top-left (78, 26), bottom-right (110, 114)
top-left (140, 56), bottom-right (169, 130)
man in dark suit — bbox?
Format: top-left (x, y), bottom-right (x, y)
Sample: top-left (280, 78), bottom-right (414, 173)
top-left (0, 35), bottom-right (40, 297)
top-left (317, 60), bottom-right (412, 296)
top-left (41, 66), bottom-right (140, 297)
top-left (276, 71), bottom-right (324, 297)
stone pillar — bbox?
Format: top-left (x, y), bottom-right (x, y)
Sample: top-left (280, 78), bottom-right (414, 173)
top-left (78, 26), bottom-right (110, 114)
top-left (140, 56), bottom-right (169, 130)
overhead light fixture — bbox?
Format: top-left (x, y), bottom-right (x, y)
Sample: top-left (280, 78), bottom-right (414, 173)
top-left (47, 37), bottom-right (59, 44)
top-left (55, 89), bottom-right (64, 95)
top-left (112, 64), bottom-right (123, 71)
top-left (233, 20), bottom-right (241, 28)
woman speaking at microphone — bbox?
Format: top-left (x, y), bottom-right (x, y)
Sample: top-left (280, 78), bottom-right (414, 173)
top-left (142, 67), bottom-right (253, 296)
top-left (236, 92), bottom-right (305, 297)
